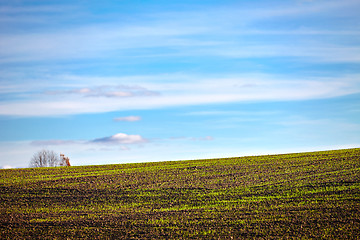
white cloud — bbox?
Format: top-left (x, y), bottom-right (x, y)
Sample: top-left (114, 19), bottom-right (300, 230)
top-left (0, 134), bottom-right (149, 168)
top-left (0, 1), bottom-right (359, 117)
top-left (170, 136), bottom-right (214, 141)
top-left (2, 165), bottom-right (14, 169)
top-left (201, 136), bottom-right (214, 141)
top-left (92, 133), bottom-right (147, 145)
top-left (44, 85), bottom-right (159, 98)
top-left (1, 25), bottom-right (359, 64)
top-left (183, 110), bottom-right (279, 117)
top-left (0, 0), bottom-right (359, 64)
top-left (114, 116), bottom-right (141, 122)
top-left (0, 73), bottom-right (359, 117)
top-left (29, 133), bottom-right (148, 147)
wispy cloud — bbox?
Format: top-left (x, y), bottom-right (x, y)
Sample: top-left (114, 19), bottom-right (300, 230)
top-left (193, 136), bottom-right (214, 141)
top-left (170, 136), bottom-right (214, 141)
top-left (28, 133), bottom-right (214, 151)
top-left (0, 73), bottom-right (359, 116)
top-left (278, 116), bottom-right (360, 131)
top-left (30, 140), bottom-right (79, 146)
top-left (1, 165), bottom-right (14, 169)
top-left (45, 85), bottom-right (159, 98)
top-left (0, 5), bottom-right (75, 15)
top-left (30, 132), bottom-right (148, 146)
top-left (0, 0), bottom-right (359, 64)
top-left (1, 25), bottom-right (359, 64)
top-left (91, 133), bottom-right (147, 145)
top-left (114, 116), bottom-right (141, 122)
top-left (184, 110), bottom-right (279, 117)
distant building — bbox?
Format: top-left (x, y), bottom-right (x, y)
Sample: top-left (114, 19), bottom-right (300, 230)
top-left (60, 153), bottom-right (71, 166)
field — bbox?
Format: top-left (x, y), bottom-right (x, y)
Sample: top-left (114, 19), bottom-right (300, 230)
top-left (1, 148), bottom-right (360, 239)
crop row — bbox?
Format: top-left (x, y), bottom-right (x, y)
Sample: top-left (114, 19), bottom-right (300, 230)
top-left (1, 148), bottom-right (359, 239)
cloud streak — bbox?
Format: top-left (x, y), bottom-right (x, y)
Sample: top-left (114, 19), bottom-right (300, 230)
top-left (30, 140), bottom-right (78, 146)
top-left (1, 165), bottom-right (14, 169)
top-left (0, 73), bottom-right (359, 116)
top-left (170, 136), bottom-right (214, 141)
top-left (114, 116), bottom-right (141, 122)
top-left (30, 132), bottom-right (148, 147)
top-left (45, 85), bottom-right (159, 98)
top-left (0, 0), bottom-right (359, 64)
top-left (91, 133), bottom-right (147, 145)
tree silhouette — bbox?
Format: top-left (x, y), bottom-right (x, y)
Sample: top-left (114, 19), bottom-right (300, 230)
top-left (29, 149), bottom-right (66, 168)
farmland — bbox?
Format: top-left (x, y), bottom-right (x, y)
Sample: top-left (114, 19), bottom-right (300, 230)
top-left (1, 148), bottom-right (360, 239)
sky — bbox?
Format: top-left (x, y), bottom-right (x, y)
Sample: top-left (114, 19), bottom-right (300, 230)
top-left (0, 0), bottom-right (360, 168)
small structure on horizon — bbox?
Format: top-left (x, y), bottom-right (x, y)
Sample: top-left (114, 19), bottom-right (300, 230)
top-left (60, 153), bottom-right (71, 166)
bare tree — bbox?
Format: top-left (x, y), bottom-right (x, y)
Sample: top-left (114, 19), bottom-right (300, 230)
top-left (29, 149), bottom-right (65, 168)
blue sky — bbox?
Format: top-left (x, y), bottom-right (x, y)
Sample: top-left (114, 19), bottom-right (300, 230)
top-left (0, 0), bottom-right (359, 168)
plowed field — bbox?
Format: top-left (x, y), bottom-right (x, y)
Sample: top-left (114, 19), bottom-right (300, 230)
top-left (1, 148), bottom-right (360, 239)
